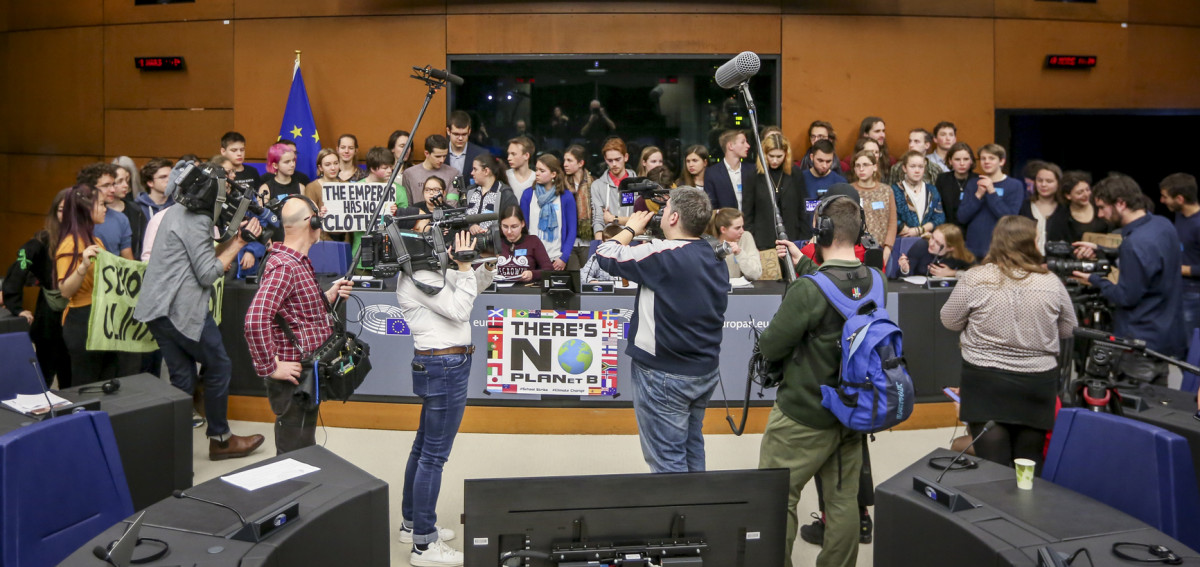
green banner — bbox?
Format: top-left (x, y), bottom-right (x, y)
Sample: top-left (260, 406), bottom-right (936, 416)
top-left (87, 251), bottom-right (157, 352)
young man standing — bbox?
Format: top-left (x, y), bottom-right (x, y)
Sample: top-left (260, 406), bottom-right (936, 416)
top-left (588, 137), bottom-right (636, 239)
top-left (136, 158), bottom-right (175, 222)
top-left (888, 129), bottom-right (943, 186)
top-left (220, 131), bottom-right (260, 195)
top-left (703, 129), bottom-right (750, 210)
top-left (402, 135), bottom-right (458, 207)
top-left (759, 194), bottom-right (874, 567)
top-left (445, 110), bottom-right (485, 177)
top-left (244, 197), bottom-right (352, 454)
top-left (928, 121), bottom-right (957, 172)
top-left (593, 187), bottom-right (729, 473)
top-left (1161, 173), bottom-right (1200, 339)
top-left (802, 139), bottom-right (848, 200)
top-left (505, 136), bottom-right (537, 194)
top-left (77, 163), bottom-right (134, 260)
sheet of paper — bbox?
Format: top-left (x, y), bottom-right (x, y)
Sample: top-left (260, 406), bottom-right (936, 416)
top-left (729, 277), bottom-right (755, 289)
top-left (902, 276), bottom-right (928, 286)
top-left (221, 458), bottom-right (320, 491)
top-left (2, 392), bottom-right (72, 414)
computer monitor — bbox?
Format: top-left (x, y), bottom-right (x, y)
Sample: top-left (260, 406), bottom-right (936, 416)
top-left (464, 469), bottom-right (788, 566)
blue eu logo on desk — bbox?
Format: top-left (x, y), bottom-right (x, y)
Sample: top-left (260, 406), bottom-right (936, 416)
top-left (386, 319), bottom-right (410, 335)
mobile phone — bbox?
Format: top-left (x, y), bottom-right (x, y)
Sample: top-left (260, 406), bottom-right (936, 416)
top-left (943, 387), bottom-right (960, 403)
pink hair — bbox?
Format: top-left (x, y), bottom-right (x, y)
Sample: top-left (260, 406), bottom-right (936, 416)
top-left (265, 143), bottom-right (292, 174)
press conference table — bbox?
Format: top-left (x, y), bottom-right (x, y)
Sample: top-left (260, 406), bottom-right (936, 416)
top-left (59, 445), bottom-right (390, 566)
top-left (875, 448), bottom-right (1199, 566)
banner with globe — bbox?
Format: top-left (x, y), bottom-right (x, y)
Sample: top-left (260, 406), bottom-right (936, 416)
top-left (485, 308), bottom-right (620, 396)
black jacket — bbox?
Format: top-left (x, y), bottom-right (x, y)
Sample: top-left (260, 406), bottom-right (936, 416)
top-left (746, 170), bottom-right (809, 248)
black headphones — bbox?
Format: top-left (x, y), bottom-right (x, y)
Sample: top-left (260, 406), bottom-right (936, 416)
top-left (1111, 543), bottom-right (1184, 565)
top-left (814, 194), bottom-right (866, 247)
top-left (93, 537), bottom-right (169, 564)
top-left (280, 194), bottom-right (323, 231)
top-left (78, 378), bottom-right (120, 395)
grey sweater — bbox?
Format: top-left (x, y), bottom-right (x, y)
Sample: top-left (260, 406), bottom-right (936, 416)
top-left (589, 169), bottom-right (635, 235)
top-left (134, 206), bottom-right (227, 341)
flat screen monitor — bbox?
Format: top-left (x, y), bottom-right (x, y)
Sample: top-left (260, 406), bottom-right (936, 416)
top-left (464, 468), bottom-right (788, 566)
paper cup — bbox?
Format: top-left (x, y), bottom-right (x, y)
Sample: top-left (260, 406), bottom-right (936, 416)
top-left (1014, 458), bottom-right (1035, 490)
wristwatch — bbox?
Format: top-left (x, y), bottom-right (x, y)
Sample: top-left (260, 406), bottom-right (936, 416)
top-left (620, 226), bottom-right (637, 237)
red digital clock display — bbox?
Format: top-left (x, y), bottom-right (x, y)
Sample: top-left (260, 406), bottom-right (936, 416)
top-left (135, 57), bottom-right (185, 71)
top-left (1045, 55), bottom-right (1097, 69)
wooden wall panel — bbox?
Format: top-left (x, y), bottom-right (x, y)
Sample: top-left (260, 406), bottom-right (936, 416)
top-left (0, 155), bottom-right (8, 212)
top-left (1129, 25), bottom-right (1200, 108)
top-left (8, 1), bottom-right (103, 31)
top-left (781, 0), bottom-right (993, 18)
top-left (0, 212), bottom-right (46, 283)
top-left (234, 0), bottom-right (442, 19)
top-left (995, 0), bottom-right (1128, 22)
top-left (104, 0), bottom-right (232, 25)
top-left (994, 19), bottom-right (1130, 109)
top-left (782, 15), bottom-right (995, 160)
top-left (7, 28), bottom-right (105, 156)
top-left (105, 110), bottom-right (235, 159)
top-left (105, 21), bottom-right (234, 110)
top-left (449, 13), bottom-right (781, 55)
top-left (6, 155), bottom-right (100, 214)
top-left (448, 0), bottom-right (779, 14)
top-left (0, 34), bottom-right (7, 154)
top-left (232, 16), bottom-right (447, 162)
top-left (1129, 1), bottom-right (1200, 26)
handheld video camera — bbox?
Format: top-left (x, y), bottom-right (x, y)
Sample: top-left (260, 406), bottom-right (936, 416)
top-left (617, 177), bottom-right (670, 238)
top-left (1044, 241), bottom-right (1112, 278)
top-left (172, 161), bottom-right (278, 245)
top-left (359, 207), bottom-right (500, 287)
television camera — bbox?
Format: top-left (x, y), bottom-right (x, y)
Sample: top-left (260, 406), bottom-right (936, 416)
top-left (617, 176), bottom-right (671, 238)
top-left (359, 207), bottom-right (500, 293)
top-left (171, 161), bottom-right (279, 245)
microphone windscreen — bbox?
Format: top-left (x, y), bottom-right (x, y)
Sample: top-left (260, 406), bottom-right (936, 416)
top-left (714, 51), bottom-right (761, 89)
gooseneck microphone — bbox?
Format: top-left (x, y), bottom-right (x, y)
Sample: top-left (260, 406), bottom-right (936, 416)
top-left (173, 489), bottom-right (248, 528)
top-left (412, 65), bottom-right (464, 86)
top-left (29, 358), bottom-right (57, 419)
top-left (935, 420), bottom-right (996, 484)
top-left (714, 51), bottom-right (761, 88)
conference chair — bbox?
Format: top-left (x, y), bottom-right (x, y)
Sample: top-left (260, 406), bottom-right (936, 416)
top-left (1043, 408), bottom-right (1200, 550)
top-left (0, 332), bottom-right (44, 400)
top-left (0, 411), bottom-right (134, 567)
top-left (309, 241), bottom-right (352, 274)
top-left (887, 236), bottom-right (923, 279)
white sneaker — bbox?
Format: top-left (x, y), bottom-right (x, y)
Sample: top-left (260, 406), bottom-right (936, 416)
top-left (399, 524), bottom-right (456, 544)
top-left (409, 539), bottom-right (463, 566)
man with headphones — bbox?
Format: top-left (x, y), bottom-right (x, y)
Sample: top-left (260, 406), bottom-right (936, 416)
top-left (244, 195), bottom-right (352, 454)
top-left (757, 192), bottom-right (879, 567)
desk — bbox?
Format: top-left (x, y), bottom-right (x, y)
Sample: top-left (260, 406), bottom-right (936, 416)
top-left (222, 279), bottom-right (961, 404)
top-left (875, 448), bottom-right (1199, 566)
top-left (59, 445), bottom-right (390, 566)
top-left (0, 312), bottom-right (29, 335)
top-left (0, 374), bottom-right (191, 510)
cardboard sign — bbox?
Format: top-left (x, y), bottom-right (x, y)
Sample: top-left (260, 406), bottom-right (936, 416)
top-left (320, 183), bottom-right (394, 232)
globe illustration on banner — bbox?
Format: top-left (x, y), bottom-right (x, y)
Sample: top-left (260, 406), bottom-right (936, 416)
top-left (557, 339), bottom-right (594, 374)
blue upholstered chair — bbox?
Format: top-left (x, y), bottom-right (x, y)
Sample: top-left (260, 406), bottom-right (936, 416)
top-left (887, 236), bottom-right (923, 279)
top-left (309, 240), bottom-right (352, 274)
top-left (1043, 408), bottom-right (1200, 550)
top-left (0, 332), bottom-right (45, 401)
top-left (0, 412), bottom-right (133, 567)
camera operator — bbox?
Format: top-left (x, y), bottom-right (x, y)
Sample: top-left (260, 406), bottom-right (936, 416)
top-left (134, 170), bottom-right (266, 461)
top-left (592, 186), bottom-right (729, 474)
top-left (244, 196), bottom-right (353, 455)
top-left (395, 231), bottom-right (494, 566)
top-left (1070, 174), bottom-right (1185, 384)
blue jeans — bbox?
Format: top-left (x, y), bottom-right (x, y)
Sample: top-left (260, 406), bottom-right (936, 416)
top-left (630, 360), bottom-right (721, 473)
top-left (1182, 287), bottom-right (1200, 344)
top-left (401, 352), bottom-right (470, 544)
top-left (145, 315), bottom-right (231, 438)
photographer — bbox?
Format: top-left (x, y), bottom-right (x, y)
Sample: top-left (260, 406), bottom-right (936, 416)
top-left (244, 196), bottom-right (353, 455)
top-left (592, 186), bottom-right (729, 473)
top-left (395, 231), bottom-right (494, 566)
top-left (1071, 174), bottom-right (1185, 383)
top-left (134, 167), bottom-right (266, 461)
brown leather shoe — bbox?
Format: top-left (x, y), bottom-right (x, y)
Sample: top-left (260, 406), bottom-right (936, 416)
top-left (209, 434), bottom-right (265, 461)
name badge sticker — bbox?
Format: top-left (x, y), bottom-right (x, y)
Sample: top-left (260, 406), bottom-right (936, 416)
top-left (872, 201), bottom-right (885, 210)
top-left (996, 188), bottom-right (1005, 197)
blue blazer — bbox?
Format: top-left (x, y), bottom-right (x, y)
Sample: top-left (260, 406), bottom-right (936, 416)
top-left (703, 163), bottom-right (741, 210)
top-left (462, 142), bottom-right (487, 172)
top-left (519, 186), bottom-right (577, 261)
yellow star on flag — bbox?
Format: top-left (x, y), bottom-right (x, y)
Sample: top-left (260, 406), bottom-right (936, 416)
top-left (311, 130), bottom-right (320, 143)
top-left (289, 125), bottom-right (303, 139)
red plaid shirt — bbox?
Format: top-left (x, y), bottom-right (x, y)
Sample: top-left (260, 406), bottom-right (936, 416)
top-left (244, 242), bottom-right (332, 377)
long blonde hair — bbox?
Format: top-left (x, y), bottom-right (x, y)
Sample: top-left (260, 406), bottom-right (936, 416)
top-left (757, 132), bottom-right (792, 175)
top-left (934, 223), bottom-right (975, 264)
top-left (982, 216), bottom-right (1046, 280)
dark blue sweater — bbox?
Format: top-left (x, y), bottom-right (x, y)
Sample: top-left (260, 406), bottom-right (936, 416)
top-left (594, 238), bottom-right (729, 375)
top-left (957, 176), bottom-right (1025, 259)
top-left (1175, 210), bottom-right (1200, 289)
top-left (1088, 213), bottom-right (1185, 356)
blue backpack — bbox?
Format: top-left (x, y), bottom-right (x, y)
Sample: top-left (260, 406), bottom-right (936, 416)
top-left (805, 269), bottom-right (914, 433)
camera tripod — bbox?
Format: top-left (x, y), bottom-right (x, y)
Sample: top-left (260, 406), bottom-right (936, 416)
top-left (1064, 328), bottom-right (1200, 414)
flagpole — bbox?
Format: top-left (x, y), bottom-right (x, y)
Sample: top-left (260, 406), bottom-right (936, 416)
top-left (293, 50), bottom-right (301, 78)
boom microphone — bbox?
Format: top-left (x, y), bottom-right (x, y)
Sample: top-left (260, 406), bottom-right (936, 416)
top-left (412, 65), bottom-right (464, 86)
top-left (936, 420), bottom-right (995, 483)
top-left (173, 489), bottom-right (248, 528)
top-left (714, 51), bottom-right (761, 89)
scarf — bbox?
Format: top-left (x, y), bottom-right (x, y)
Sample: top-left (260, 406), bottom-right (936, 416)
top-left (535, 184), bottom-right (559, 242)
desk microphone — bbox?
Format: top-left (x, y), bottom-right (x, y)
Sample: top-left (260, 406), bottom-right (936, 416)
top-left (29, 358), bottom-right (57, 419)
top-left (935, 420), bottom-right (995, 484)
top-left (173, 489), bottom-right (248, 528)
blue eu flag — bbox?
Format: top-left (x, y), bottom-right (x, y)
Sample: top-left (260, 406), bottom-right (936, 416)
top-left (277, 60), bottom-right (320, 180)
